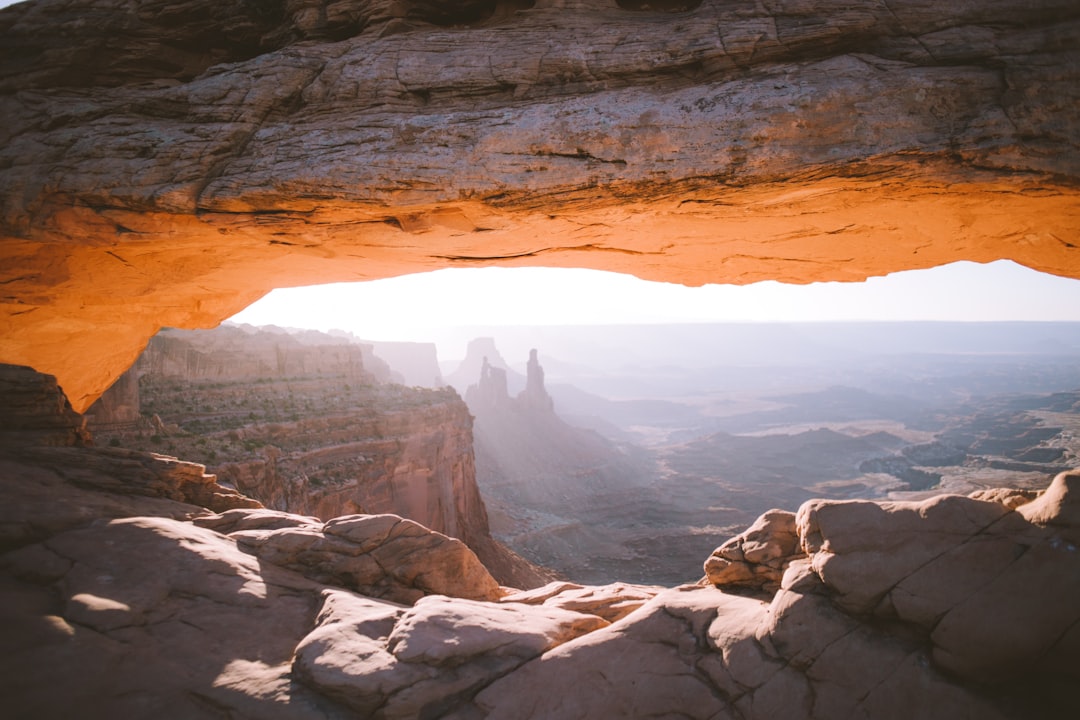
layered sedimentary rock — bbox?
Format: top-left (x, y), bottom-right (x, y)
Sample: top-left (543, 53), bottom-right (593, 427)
top-left (137, 325), bottom-right (392, 384)
top-left (90, 326), bottom-right (481, 539)
top-left (85, 327), bottom-right (553, 587)
top-left (0, 364), bottom-right (260, 525)
top-left (2, 364), bottom-right (1079, 718)
top-left (1, 0), bottom-right (1078, 410)
top-left (0, 364), bottom-right (91, 448)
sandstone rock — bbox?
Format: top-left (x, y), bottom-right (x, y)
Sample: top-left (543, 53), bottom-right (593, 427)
top-left (0, 363), bottom-right (263, 515)
top-left (90, 326), bottom-right (554, 589)
top-left (969, 486), bottom-right (1041, 510)
top-left (104, 327), bottom-right (483, 544)
top-left (794, 481), bottom-right (1080, 688)
top-left (1018, 469), bottom-right (1080, 541)
top-left (3, 423), bottom-right (1078, 718)
top-left (499, 580), bottom-right (586, 605)
top-left (473, 580), bottom-right (1016, 719)
top-left (388, 595), bottom-right (608, 664)
top-left (796, 493), bottom-right (1012, 614)
top-left (294, 590), bottom-right (607, 719)
top-left (538, 581), bottom-right (663, 623)
top-left (0, 364), bottom-right (90, 448)
top-left (1, 515), bottom-right (340, 719)
top-left (15, 445), bottom-right (263, 514)
top-left (1, 1), bottom-right (1078, 410)
top-left (193, 506), bottom-right (324, 534)
top-left (472, 586), bottom-right (734, 720)
top-left (0, 443), bottom-right (260, 553)
top-left (505, 580), bottom-right (664, 623)
top-left (758, 588), bottom-right (860, 671)
top-left (3, 359), bottom-right (1080, 717)
top-left (705, 509), bottom-right (800, 593)
top-left (0, 452), bottom-right (209, 551)
top-left (928, 531), bottom-right (1080, 682)
top-left (703, 592), bottom-right (782, 698)
top-left (238, 513), bottom-right (503, 604)
top-left (519, 348), bottom-right (555, 414)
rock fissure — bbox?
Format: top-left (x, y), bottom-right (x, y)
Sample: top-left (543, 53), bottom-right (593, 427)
top-left (852, 649), bottom-right (923, 706)
top-left (864, 500), bottom-right (1032, 626)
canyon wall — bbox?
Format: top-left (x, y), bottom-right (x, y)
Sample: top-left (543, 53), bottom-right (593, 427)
top-left (212, 397), bottom-right (487, 544)
top-left (1, 0), bottom-right (1078, 410)
top-left (87, 326), bottom-right (552, 586)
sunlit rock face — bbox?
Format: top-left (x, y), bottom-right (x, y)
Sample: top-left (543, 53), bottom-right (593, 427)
top-left (1, 0), bottom-right (1079, 410)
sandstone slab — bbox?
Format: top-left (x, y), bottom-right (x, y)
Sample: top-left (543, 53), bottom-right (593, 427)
top-left (1, 515), bottom-right (342, 719)
top-left (237, 513), bottom-right (504, 604)
top-left (294, 589), bottom-right (607, 719)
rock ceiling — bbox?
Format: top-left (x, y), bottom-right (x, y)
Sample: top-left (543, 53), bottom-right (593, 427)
top-left (1, 0), bottom-right (1078, 410)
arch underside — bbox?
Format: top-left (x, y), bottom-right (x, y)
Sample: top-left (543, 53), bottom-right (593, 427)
top-left (0, 0), bottom-right (1078, 410)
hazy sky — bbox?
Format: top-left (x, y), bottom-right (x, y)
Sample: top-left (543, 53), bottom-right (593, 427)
top-left (228, 260), bottom-right (1080, 342)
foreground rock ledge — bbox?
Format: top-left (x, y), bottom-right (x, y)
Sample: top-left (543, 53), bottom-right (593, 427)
top-left (1, 0), bottom-right (1079, 410)
top-left (1, 368), bottom-right (1078, 718)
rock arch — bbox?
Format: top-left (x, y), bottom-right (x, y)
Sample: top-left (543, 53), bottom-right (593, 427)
top-left (1, 0), bottom-right (1078, 411)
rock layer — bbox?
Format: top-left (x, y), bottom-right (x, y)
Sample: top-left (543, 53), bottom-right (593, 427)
top-left (2, 367), bottom-right (1079, 718)
top-left (84, 327), bottom-right (553, 587)
top-left (1, 0), bottom-right (1078, 410)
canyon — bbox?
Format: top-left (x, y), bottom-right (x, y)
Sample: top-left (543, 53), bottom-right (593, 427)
top-left (428, 325), bottom-right (1078, 584)
top-left (2, 0), bottom-right (1080, 717)
top-left (86, 324), bottom-right (552, 588)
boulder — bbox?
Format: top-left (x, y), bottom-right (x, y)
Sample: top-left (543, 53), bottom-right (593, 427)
top-left (705, 509), bottom-right (800, 593)
top-left (193, 507), bottom-right (324, 534)
top-left (472, 586), bottom-right (735, 720)
top-left (235, 513), bottom-right (504, 604)
top-left (294, 591), bottom-right (607, 719)
top-left (795, 475), bottom-right (1080, 685)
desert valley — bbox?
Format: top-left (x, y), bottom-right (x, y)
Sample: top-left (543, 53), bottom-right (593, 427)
top-left (85, 321), bottom-right (1080, 589)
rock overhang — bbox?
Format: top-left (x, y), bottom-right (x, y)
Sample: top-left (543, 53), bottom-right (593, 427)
top-left (1, 0), bottom-right (1078, 411)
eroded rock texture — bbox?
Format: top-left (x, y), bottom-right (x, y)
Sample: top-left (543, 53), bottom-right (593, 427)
top-left (83, 326), bottom-right (554, 588)
top-left (1, 363), bottom-right (1077, 718)
top-left (1, 0), bottom-right (1078, 410)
